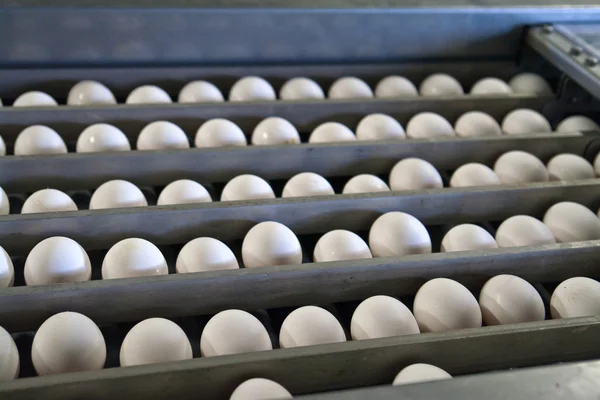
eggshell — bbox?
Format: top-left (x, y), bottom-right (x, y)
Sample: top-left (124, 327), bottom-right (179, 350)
top-left (0, 326), bottom-right (19, 380)
top-left (454, 111), bottom-right (502, 137)
top-left (195, 119), bottom-right (247, 147)
top-left (126, 85), bottom-right (172, 104)
top-left (0, 187), bottom-right (8, 216)
top-left (279, 77), bottom-right (325, 100)
top-left (355, 113), bottom-right (405, 141)
top-left (406, 112), bottom-right (455, 138)
top-left (350, 295), bottom-right (419, 340)
top-left (368, 212), bottom-right (431, 257)
top-left (242, 221), bottom-right (302, 268)
top-left (76, 123), bottom-right (131, 153)
top-left (328, 77), bottom-right (373, 99)
top-left (200, 310), bottom-right (272, 356)
top-left (440, 224), bottom-right (497, 252)
top-left (252, 117), bottom-right (300, 145)
top-left (546, 154), bottom-right (594, 181)
top-left (342, 174), bottom-right (390, 194)
top-left (176, 237), bottom-right (239, 273)
top-left (449, 163), bottom-right (501, 187)
top-left (0, 246), bottom-right (14, 288)
top-left (313, 230), bottom-right (372, 262)
top-left (419, 74), bottom-right (464, 96)
top-left (374, 76), bottom-right (418, 98)
top-left (102, 238), bottom-right (168, 279)
top-left (308, 122), bottom-right (356, 143)
top-left (229, 77), bottom-right (276, 102)
top-left (495, 215), bottom-right (556, 247)
top-left (282, 172), bottom-right (334, 198)
top-left (137, 121), bottom-right (189, 150)
top-left (393, 363), bottom-right (452, 385)
top-left (157, 179), bottom-right (212, 205)
top-left (67, 80), bottom-right (116, 105)
top-left (502, 109), bottom-right (551, 135)
top-left (14, 125), bottom-right (67, 156)
top-left (556, 115), bottom-right (600, 133)
top-left (230, 378), bottom-right (292, 400)
top-left (22, 189), bottom-right (78, 214)
top-left (551, 277), bottom-right (600, 319)
top-left (24, 237), bottom-right (91, 286)
top-left (89, 180), bottom-right (148, 210)
top-left (543, 202), bottom-right (600, 242)
top-left (279, 306), bottom-right (346, 348)
top-left (13, 91), bottom-right (58, 107)
top-left (493, 151), bottom-right (549, 184)
top-left (0, 135), bottom-right (6, 156)
top-left (389, 158), bottom-right (443, 191)
top-left (221, 175), bottom-right (275, 201)
top-left (508, 73), bottom-right (552, 95)
top-left (470, 78), bottom-right (512, 95)
top-left (178, 81), bottom-right (224, 103)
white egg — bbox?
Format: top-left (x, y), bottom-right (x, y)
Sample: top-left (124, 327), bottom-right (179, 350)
top-left (24, 237), bottom-right (91, 286)
top-left (405, 112), bottom-right (455, 138)
top-left (313, 230), bottom-right (372, 263)
top-left (221, 175), bottom-right (275, 201)
top-left (282, 172), bottom-right (334, 198)
top-left (328, 77), bottom-right (373, 99)
top-left (14, 125), bottom-right (67, 156)
top-left (67, 80), bottom-right (116, 105)
top-left (419, 74), bottom-right (464, 96)
top-left (252, 117), bottom-right (300, 145)
top-left (495, 215), bottom-right (556, 247)
top-left (493, 151), bottom-right (549, 184)
top-left (102, 238), bottom-right (168, 279)
top-left (389, 158), bottom-right (443, 191)
top-left (547, 154), bottom-right (594, 181)
top-left (120, 318), bottom-right (192, 367)
top-left (502, 109), bottom-right (551, 135)
top-left (178, 81), bottom-right (224, 103)
top-left (200, 309), bottom-right (272, 356)
top-left (374, 76), bottom-right (418, 98)
top-left (508, 73), bottom-right (552, 95)
top-left (342, 174), bottom-right (390, 194)
top-left (454, 111), bottom-right (502, 137)
top-left (126, 85), bottom-right (172, 104)
top-left (230, 378), bottom-right (292, 400)
top-left (242, 221), bottom-right (302, 268)
top-left (31, 312), bottom-right (106, 376)
top-left (350, 295), bottom-right (419, 340)
top-left (0, 135), bottom-right (6, 156)
top-left (556, 115), bottom-right (600, 133)
top-left (393, 363), bottom-right (452, 385)
top-left (480, 274), bottom-right (545, 325)
top-left (13, 91), bottom-right (58, 107)
top-left (368, 212), bottom-right (431, 257)
top-left (195, 119), bottom-right (247, 148)
top-left (308, 122), bottom-right (356, 143)
top-left (229, 77), bottom-right (276, 102)
top-left (449, 163), bottom-right (501, 187)
top-left (0, 246), bottom-right (13, 288)
top-left (279, 77), bottom-right (325, 100)
top-left (76, 123), bottom-right (131, 153)
top-left (0, 326), bottom-right (19, 380)
top-left (89, 180), bottom-right (147, 210)
top-left (355, 113), bottom-right (405, 141)
top-left (543, 202), bottom-right (600, 242)
top-left (22, 189), bottom-right (77, 214)
top-left (413, 278), bottom-right (482, 332)
top-left (157, 179), bottom-right (211, 205)
top-left (0, 187), bottom-right (9, 216)
top-left (137, 121), bottom-right (189, 150)
top-left (0, 97), bottom-right (2, 106)
top-left (551, 277), bottom-right (600, 319)
top-left (279, 306), bottom-right (346, 348)
top-left (440, 224), bottom-right (497, 252)
top-left (176, 237), bottom-right (239, 273)
top-left (470, 78), bottom-right (512, 95)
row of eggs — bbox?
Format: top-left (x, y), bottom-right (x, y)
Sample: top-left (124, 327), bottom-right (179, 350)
top-left (0, 73), bottom-right (553, 107)
top-left (2, 201), bottom-right (599, 287)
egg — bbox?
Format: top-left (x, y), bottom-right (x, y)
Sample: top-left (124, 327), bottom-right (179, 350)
top-left (449, 163), bottom-right (501, 187)
top-left (229, 77), bottom-right (276, 102)
top-left (102, 238), bottom-right (168, 279)
top-left (0, 135), bottom-right (6, 156)
top-left (176, 237), bottom-right (239, 273)
top-left (221, 175), bottom-right (275, 201)
top-left (374, 75), bottom-right (418, 98)
top-left (200, 309), bottom-right (272, 356)
top-left (419, 74), bottom-right (464, 96)
top-left (156, 179), bottom-right (211, 205)
top-left (546, 154), bottom-right (594, 181)
top-left (393, 363), bottom-right (452, 385)
top-left (242, 221), bottom-right (302, 268)
top-left (67, 80), bottom-right (117, 105)
top-left (543, 202), bottom-right (600, 242)
top-left (195, 119), bottom-right (247, 148)
top-left (126, 85), bottom-right (172, 104)
top-left (493, 151), bottom-right (549, 184)
top-left (120, 318), bottom-right (192, 367)
top-left (14, 125), bottom-right (67, 156)
top-left (508, 73), bottom-right (552, 95)
top-left (308, 122), bottom-right (356, 143)
top-left (350, 295), bottom-right (419, 340)
top-left (0, 187), bottom-right (9, 215)
top-left (22, 189), bottom-right (78, 214)
top-left (479, 274), bottom-right (545, 325)
top-left (279, 77), bottom-right (325, 100)
top-left (230, 378), bottom-right (292, 400)
top-left (556, 115), bottom-right (600, 132)
top-left (76, 123), bottom-right (131, 153)
top-left (279, 306), bottom-right (346, 348)
top-left (31, 312), bottom-right (106, 376)
top-left (355, 113), bottom-right (405, 141)
top-left (440, 224), bottom-right (497, 252)
top-left (368, 212), bottom-right (431, 257)
top-left (178, 80), bottom-right (224, 103)
top-left (470, 77), bottom-right (512, 95)
top-left (0, 326), bottom-right (19, 380)
top-left (313, 230), bottom-right (372, 263)
top-left (0, 246), bottom-right (14, 288)
top-left (454, 111), bottom-right (502, 137)
top-left (389, 158), bottom-right (443, 191)
top-left (495, 215), bottom-right (556, 247)
top-left (89, 180), bottom-right (148, 210)
top-left (413, 278), bottom-right (482, 332)
top-left (252, 117), bottom-right (300, 145)
top-left (24, 237), bottom-right (91, 285)
top-left (502, 109), bottom-right (551, 135)
top-left (405, 112), bottom-right (455, 138)
top-left (342, 174), bottom-right (390, 194)
top-left (328, 77), bottom-right (373, 99)
top-left (13, 91), bottom-right (58, 107)
top-left (282, 172), bottom-right (334, 198)
top-left (551, 277), bottom-right (600, 319)
top-left (137, 121), bottom-right (189, 150)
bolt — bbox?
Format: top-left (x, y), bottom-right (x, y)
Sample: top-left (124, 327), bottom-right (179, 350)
top-left (570, 46), bottom-right (583, 56)
top-left (585, 56), bottom-right (598, 67)
top-left (542, 24), bottom-right (554, 34)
